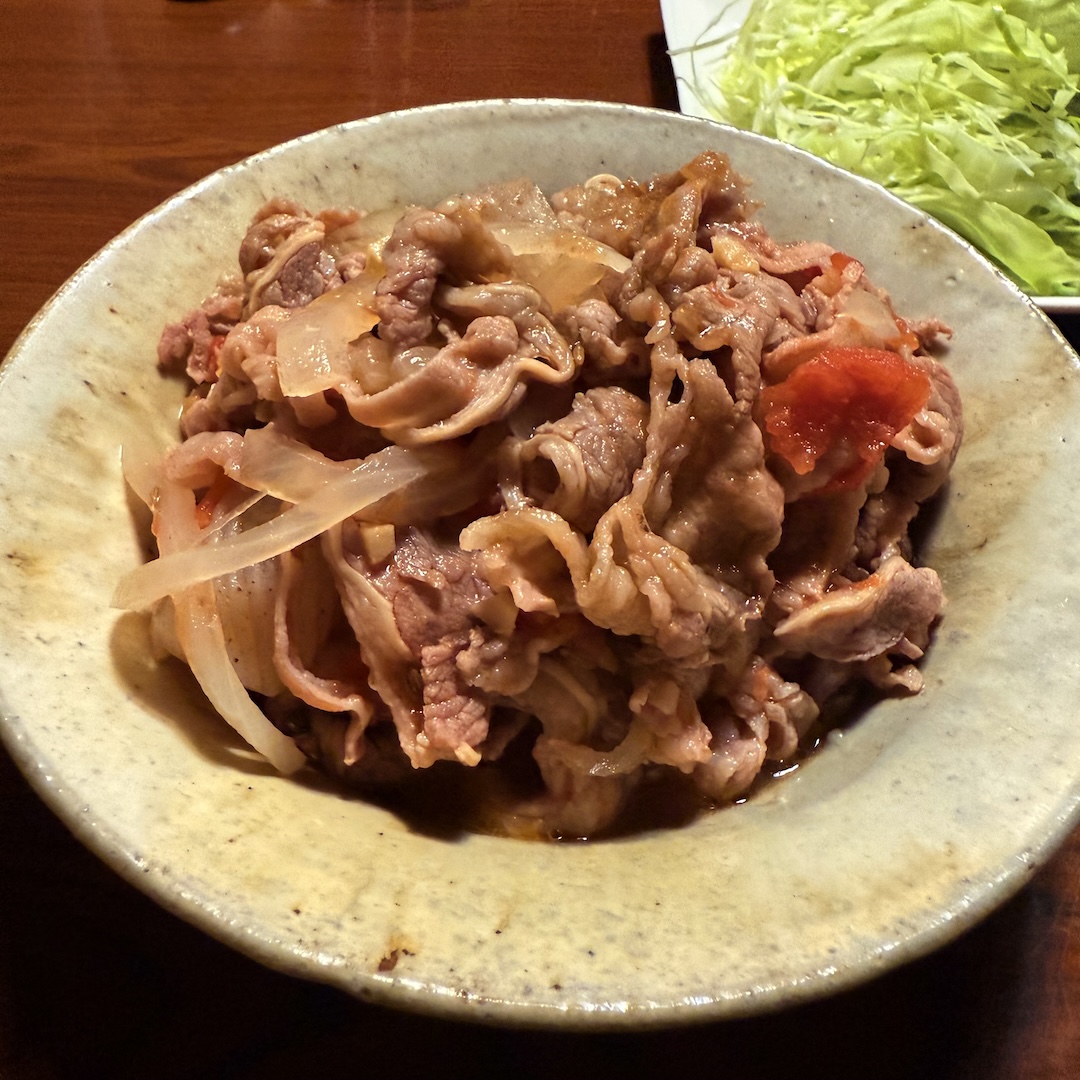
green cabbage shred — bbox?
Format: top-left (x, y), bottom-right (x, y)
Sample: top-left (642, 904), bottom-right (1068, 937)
top-left (694, 0), bottom-right (1080, 296)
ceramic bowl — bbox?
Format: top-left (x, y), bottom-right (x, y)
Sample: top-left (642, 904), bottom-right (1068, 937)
top-left (2, 99), bottom-right (1079, 1029)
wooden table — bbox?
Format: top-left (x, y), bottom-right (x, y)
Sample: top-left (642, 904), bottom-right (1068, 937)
top-left (2, 2), bottom-right (1078, 1076)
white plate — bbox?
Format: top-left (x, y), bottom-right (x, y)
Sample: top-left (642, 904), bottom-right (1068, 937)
top-left (1, 100), bottom-right (1079, 1028)
top-left (660, 0), bottom-right (1080, 316)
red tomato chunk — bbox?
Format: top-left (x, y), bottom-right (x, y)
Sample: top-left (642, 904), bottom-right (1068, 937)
top-left (760, 346), bottom-right (931, 490)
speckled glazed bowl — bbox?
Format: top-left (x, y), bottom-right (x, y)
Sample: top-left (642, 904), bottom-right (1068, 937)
top-left (2, 100), bottom-right (1079, 1029)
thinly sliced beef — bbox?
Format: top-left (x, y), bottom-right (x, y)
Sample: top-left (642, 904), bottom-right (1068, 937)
top-left (510, 655), bottom-right (630, 836)
top-left (272, 541), bottom-right (377, 764)
top-left (145, 153), bottom-right (961, 838)
top-left (640, 342), bottom-right (782, 599)
top-left (773, 554), bottom-right (943, 667)
top-left (891, 357), bottom-right (964, 501)
top-left (531, 736), bottom-right (631, 839)
top-left (239, 201), bottom-right (340, 317)
top-left (323, 525), bottom-right (427, 764)
top-left (552, 172), bottom-right (680, 258)
top-left (555, 299), bottom-right (650, 382)
top-left (577, 337), bottom-right (781, 667)
top-left (374, 201), bottom-right (513, 349)
top-left (692, 714), bottom-right (766, 803)
top-left (374, 208), bottom-right (460, 349)
top-left (418, 635), bottom-right (490, 764)
top-left (553, 150), bottom-right (753, 258)
top-left (671, 272), bottom-right (804, 405)
top-left (258, 240), bottom-right (341, 310)
top-left (466, 336), bottom-right (784, 673)
top-left (326, 525), bottom-right (503, 767)
top-left (516, 385), bottom-right (649, 532)
top-left (708, 220), bottom-right (837, 281)
top-left (380, 530), bottom-right (497, 763)
top-left (694, 658), bottom-right (818, 800)
top-left (338, 282), bottom-right (579, 444)
top-left (176, 306), bottom-right (290, 435)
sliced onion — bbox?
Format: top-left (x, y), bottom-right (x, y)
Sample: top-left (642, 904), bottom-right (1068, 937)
top-left (174, 581), bottom-right (306, 772)
top-left (274, 205), bottom-right (402, 399)
top-left (121, 434), bottom-right (171, 507)
top-left (491, 224), bottom-right (632, 273)
top-left (233, 424), bottom-right (350, 502)
top-left (113, 444), bottom-right (433, 611)
top-left (836, 287), bottom-right (908, 350)
top-left (275, 270), bottom-right (382, 398)
top-left (323, 205), bottom-right (403, 262)
top-left (508, 252), bottom-right (609, 311)
top-left (151, 466), bottom-right (305, 772)
top-left (213, 550), bottom-right (284, 698)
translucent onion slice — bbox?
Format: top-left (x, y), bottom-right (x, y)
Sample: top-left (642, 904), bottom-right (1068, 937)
top-left (152, 467), bottom-right (305, 773)
top-left (491, 224), bottom-right (632, 273)
top-left (322, 205), bottom-right (403, 263)
top-left (508, 252), bottom-right (610, 312)
top-left (174, 580), bottom-right (306, 773)
top-left (835, 287), bottom-right (912, 351)
top-left (113, 444), bottom-right (432, 611)
top-left (121, 434), bottom-right (171, 508)
top-left (234, 426), bottom-right (490, 525)
top-left (233, 424), bottom-right (349, 502)
top-left (213, 552), bottom-right (284, 698)
top-left (275, 269), bottom-right (383, 398)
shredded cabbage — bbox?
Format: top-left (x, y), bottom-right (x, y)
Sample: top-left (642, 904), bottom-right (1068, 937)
top-left (693, 0), bottom-right (1080, 296)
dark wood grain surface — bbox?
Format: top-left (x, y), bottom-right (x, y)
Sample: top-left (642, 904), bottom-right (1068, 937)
top-left (3, 2), bottom-right (1079, 1077)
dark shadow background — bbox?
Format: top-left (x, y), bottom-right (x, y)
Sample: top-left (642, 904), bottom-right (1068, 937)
top-left (3, 745), bottom-right (1078, 1080)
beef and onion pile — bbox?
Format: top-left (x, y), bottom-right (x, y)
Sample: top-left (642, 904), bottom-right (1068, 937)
top-left (116, 152), bottom-right (963, 838)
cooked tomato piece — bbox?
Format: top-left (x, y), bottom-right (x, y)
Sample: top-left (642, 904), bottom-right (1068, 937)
top-left (760, 346), bottom-right (931, 490)
top-left (779, 250), bottom-right (862, 297)
top-left (194, 473), bottom-right (234, 528)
